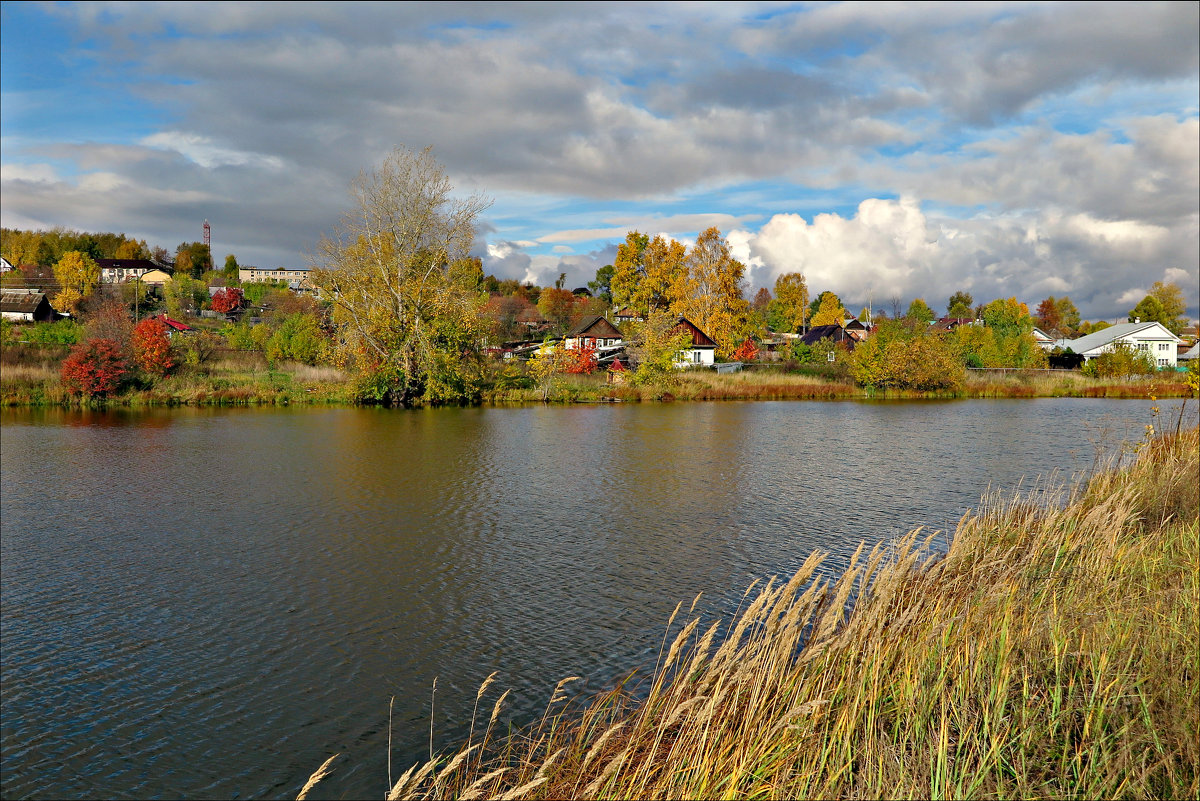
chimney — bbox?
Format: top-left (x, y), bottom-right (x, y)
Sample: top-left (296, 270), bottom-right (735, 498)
top-left (1134, 317), bottom-right (1140, 324)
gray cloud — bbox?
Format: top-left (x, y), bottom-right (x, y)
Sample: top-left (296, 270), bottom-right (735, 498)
top-left (2, 2), bottom-right (1196, 319)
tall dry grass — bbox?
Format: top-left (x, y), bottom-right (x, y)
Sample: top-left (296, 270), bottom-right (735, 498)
top-left (301, 427), bottom-right (1199, 800)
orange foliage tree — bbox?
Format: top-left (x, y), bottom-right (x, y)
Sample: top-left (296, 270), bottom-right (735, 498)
top-left (131, 317), bottom-right (176, 377)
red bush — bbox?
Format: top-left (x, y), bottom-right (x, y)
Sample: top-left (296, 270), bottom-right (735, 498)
top-left (732, 337), bottom-right (760, 361)
top-left (211, 287), bottom-right (244, 314)
top-left (563, 342), bottom-right (599, 374)
top-left (131, 317), bottom-right (176, 377)
top-left (61, 338), bottom-right (129, 396)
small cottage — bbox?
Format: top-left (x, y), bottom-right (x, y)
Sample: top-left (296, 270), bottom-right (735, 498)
top-left (565, 316), bottom-right (624, 350)
top-left (671, 316), bottom-right (717, 367)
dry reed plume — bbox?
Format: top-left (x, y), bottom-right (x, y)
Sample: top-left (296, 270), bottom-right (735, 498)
top-left (306, 427), bottom-right (1198, 799)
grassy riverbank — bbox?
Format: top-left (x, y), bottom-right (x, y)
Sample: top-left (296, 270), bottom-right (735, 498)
top-left (1, 350), bottom-right (354, 407)
top-left (486, 366), bottom-right (1193, 404)
top-left (2, 346), bottom-right (1191, 407)
top-left (304, 426), bottom-right (1199, 800)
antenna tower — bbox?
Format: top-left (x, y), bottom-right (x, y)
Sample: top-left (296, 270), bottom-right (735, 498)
top-left (203, 219), bottom-right (211, 247)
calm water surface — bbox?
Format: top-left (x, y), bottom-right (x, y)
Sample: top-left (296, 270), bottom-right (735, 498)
top-left (0, 399), bottom-right (1165, 799)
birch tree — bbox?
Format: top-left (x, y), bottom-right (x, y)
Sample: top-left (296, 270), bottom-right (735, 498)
top-left (310, 146), bottom-right (491, 406)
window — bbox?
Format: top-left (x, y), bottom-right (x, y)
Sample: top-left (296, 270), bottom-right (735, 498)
top-left (1159, 343), bottom-right (1169, 351)
top-left (1136, 343), bottom-right (1149, 351)
top-left (1159, 358), bottom-right (1169, 366)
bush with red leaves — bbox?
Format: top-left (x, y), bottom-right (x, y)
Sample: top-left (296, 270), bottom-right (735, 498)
top-left (211, 287), bottom-right (244, 314)
top-left (563, 342), bottom-right (599, 374)
top-left (131, 317), bottom-right (176, 377)
top-left (732, 338), bottom-right (760, 362)
top-left (61, 338), bottom-right (129, 396)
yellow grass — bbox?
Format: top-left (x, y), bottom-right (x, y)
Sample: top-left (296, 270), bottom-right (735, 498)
top-left (303, 427), bottom-right (1199, 800)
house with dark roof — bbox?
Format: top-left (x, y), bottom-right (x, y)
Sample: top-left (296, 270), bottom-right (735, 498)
top-left (564, 315), bottom-right (624, 350)
top-left (0, 289), bottom-right (58, 322)
top-left (671, 315), bottom-right (717, 367)
top-left (96, 258), bottom-right (169, 284)
top-left (798, 324), bottom-right (858, 348)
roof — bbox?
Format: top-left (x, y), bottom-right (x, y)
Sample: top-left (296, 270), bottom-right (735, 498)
top-left (1179, 343), bottom-right (1199, 361)
top-left (1065, 321), bottom-right (1182, 354)
top-left (613, 306), bottom-right (638, 317)
top-left (799, 324), bottom-right (852, 346)
top-left (0, 289), bottom-right (49, 314)
top-left (156, 314), bottom-right (195, 332)
top-left (566, 315), bottom-right (623, 339)
top-left (671, 316), bottom-right (717, 348)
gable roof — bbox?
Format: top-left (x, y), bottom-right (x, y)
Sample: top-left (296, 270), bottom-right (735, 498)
top-left (799, 324), bottom-right (853, 346)
top-left (566, 315), bottom-right (623, 339)
top-left (1066, 321), bottom-right (1182, 354)
top-left (671, 316), bottom-right (717, 348)
top-left (0, 288), bottom-right (50, 314)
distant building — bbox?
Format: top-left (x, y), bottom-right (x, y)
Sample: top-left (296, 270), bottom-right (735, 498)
top-left (96, 258), bottom-right (170, 284)
top-left (239, 266), bottom-right (312, 287)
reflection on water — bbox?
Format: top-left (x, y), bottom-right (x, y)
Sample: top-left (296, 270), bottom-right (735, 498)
top-left (0, 399), bottom-right (1169, 799)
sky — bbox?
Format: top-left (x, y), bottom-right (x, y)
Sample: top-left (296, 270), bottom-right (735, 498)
top-left (1, 1), bottom-right (1197, 321)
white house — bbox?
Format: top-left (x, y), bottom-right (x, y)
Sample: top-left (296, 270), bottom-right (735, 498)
top-left (1063, 321), bottom-right (1184, 368)
top-left (672, 315), bottom-right (717, 367)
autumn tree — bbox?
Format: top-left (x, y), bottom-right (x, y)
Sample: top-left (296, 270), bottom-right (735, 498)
top-left (1035, 296), bottom-right (1062, 334)
top-left (905, 298), bottom-right (936, 324)
top-left (1055, 296), bottom-right (1080, 336)
top-left (610, 231), bottom-right (649, 310)
top-left (947, 291), bottom-right (974, 318)
top-left (771, 272), bottom-right (810, 333)
top-left (223, 254), bottom-right (240, 283)
top-left (625, 309), bottom-right (692, 386)
top-left (751, 287), bottom-right (771, 312)
top-left (982, 297), bottom-right (1034, 338)
top-left (1131, 281), bottom-right (1188, 334)
top-left (51, 251), bottom-right (101, 315)
top-left (537, 287), bottom-right (576, 335)
top-left (114, 239), bottom-right (148, 260)
top-left (130, 317), bottom-right (176, 377)
top-left (175, 242), bottom-right (213, 279)
top-left (669, 227), bottom-right (749, 357)
top-left (310, 146), bottom-right (491, 406)
top-left (61, 338), bottom-right (129, 396)
top-left (810, 292), bottom-right (847, 326)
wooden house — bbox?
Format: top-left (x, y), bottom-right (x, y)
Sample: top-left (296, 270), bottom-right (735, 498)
top-left (564, 315), bottom-right (624, 350)
top-left (671, 316), bottom-right (717, 367)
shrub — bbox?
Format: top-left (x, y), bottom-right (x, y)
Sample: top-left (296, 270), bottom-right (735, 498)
top-left (1081, 341), bottom-right (1157, 378)
top-left (16, 320), bottom-right (84, 347)
top-left (130, 317), bottom-right (176, 377)
top-left (265, 312), bottom-right (326, 365)
top-left (211, 287), bottom-right (244, 314)
top-left (60, 338), bottom-right (129, 396)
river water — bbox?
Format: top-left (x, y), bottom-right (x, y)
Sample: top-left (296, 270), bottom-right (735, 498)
top-left (0, 399), bottom-right (1170, 799)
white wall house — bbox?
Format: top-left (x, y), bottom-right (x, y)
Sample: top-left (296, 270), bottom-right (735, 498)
top-left (1064, 321), bottom-right (1184, 369)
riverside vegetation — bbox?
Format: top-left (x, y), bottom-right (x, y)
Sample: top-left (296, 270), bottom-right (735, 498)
top-left (300, 424), bottom-right (1199, 800)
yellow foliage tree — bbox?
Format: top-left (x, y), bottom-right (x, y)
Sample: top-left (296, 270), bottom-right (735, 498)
top-left (310, 146), bottom-right (491, 406)
top-left (669, 227), bottom-right (749, 358)
top-left (810, 293), bottom-right (847, 326)
top-left (772, 272), bottom-right (810, 332)
top-left (52, 251), bottom-right (100, 315)
top-left (610, 231), bottom-right (649, 311)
